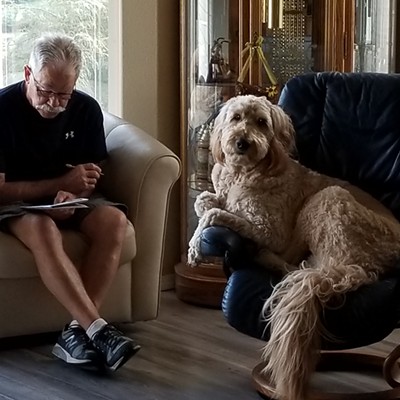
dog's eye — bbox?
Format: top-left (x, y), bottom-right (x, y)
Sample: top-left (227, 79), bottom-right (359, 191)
top-left (232, 114), bottom-right (241, 121)
top-left (257, 117), bottom-right (267, 126)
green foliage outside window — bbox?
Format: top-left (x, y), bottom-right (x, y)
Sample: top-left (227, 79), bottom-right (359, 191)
top-left (1, 0), bottom-right (109, 108)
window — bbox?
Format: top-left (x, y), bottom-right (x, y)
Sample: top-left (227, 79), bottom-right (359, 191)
top-left (0, 0), bottom-right (109, 109)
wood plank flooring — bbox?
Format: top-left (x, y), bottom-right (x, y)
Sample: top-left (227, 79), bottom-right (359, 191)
top-left (0, 290), bottom-right (398, 399)
top-left (0, 290), bottom-right (262, 400)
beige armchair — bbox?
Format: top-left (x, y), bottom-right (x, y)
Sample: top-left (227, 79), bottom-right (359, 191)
top-left (0, 111), bottom-right (181, 339)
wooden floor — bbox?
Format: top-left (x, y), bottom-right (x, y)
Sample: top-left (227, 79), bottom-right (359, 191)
top-left (0, 290), bottom-right (398, 399)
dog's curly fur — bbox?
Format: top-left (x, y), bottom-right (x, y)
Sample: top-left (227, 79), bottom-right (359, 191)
top-left (188, 95), bottom-right (400, 400)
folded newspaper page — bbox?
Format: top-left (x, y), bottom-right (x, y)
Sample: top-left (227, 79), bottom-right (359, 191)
top-left (21, 198), bottom-right (89, 210)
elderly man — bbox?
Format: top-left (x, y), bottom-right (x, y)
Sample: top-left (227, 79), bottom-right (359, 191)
top-left (0, 33), bottom-right (140, 371)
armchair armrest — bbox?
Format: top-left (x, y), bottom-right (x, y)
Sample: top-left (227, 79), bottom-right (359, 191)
top-left (200, 225), bottom-right (259, 276)
top-left (101, 112), bottom-right (181, 320)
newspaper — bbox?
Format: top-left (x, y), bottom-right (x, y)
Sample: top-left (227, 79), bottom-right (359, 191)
top-left (21, 198), bottom-right (89, 210)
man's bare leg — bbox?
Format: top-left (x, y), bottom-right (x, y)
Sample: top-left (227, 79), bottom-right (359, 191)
top-left (8, 210), bottom-right (139, 370)
top-left (75, 205), bottom-right (140, 370)
top-left (8, 213), bottom-right (99, 329)
top-left (78, 206), bottom-right (128, 309)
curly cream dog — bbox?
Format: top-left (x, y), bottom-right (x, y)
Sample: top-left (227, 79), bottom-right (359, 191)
top-left (188, 94), bottom-right (400, 400)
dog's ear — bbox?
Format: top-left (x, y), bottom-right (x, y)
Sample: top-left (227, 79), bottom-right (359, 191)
top-left (269, 104), bottom-right (296, 154)
top-left (210, 104), bottom-right (226, 164)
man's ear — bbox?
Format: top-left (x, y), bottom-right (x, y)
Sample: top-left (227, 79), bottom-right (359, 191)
top-left (23, 65), bottom-right (31, 83)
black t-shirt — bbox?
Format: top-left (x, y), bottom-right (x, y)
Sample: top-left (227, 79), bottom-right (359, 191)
top-left (0, 81), bottom-right (107, 182)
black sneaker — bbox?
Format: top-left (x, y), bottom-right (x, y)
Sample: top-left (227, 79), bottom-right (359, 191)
top-left (91, 324), bottom-right (141, 371)
top-left (52, 324), bottom-right (99, 365)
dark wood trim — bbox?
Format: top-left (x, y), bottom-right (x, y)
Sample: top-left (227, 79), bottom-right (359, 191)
top-left (312, 0), bottom-right (354, 72)
top-left (239, 0), bottom-right (250, 82)
top-left (179, 0), bottom-right (188, 257)
top-left (249, 0), bottom-right (263, 84)
top-left (343, 0), bottom-right (355, 71)
top-left (229, 0), bottom-right (240, 79)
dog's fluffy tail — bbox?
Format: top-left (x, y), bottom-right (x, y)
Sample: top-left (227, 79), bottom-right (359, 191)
top-left (261, 259), bottom-right (378, 400)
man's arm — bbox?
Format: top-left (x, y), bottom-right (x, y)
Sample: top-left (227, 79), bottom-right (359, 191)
top-left (0, 173), bottom-right (61, 203)
top-left (0, 162), bottom-right (103, 203)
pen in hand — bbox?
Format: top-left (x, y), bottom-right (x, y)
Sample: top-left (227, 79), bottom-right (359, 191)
top-left (65, 163), bottom-right (104, 175)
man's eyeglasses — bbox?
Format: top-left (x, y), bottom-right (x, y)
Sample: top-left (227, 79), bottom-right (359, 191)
top-left (28, 67), bottom-right (74, 101)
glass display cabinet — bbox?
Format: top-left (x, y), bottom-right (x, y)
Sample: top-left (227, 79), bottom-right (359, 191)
top-left (176, 0), bottom-right (236, 307)
top-left (176, 0), bottom-right (394, 307)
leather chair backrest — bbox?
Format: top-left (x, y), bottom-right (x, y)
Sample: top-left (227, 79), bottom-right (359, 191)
top-left (278, 72), bottom-right (400, 220)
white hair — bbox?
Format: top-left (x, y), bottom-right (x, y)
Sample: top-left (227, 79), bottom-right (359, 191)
top-left (29, 33), bottom-right (82, 78)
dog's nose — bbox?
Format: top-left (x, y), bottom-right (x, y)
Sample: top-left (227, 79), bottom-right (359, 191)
top-left (236, 139), bottom-right (250, 153)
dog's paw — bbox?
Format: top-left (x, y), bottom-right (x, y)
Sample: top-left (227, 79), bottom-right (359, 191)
top-left (194, 191), bottom-right (221, 217)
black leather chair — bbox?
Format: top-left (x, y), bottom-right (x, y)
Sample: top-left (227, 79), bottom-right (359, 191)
top-left (199, 72), bottom-right (400, 399)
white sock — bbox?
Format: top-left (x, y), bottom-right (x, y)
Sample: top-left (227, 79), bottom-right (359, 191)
top-left (69, 320), bottom-right (80, 327)
top-left (86, 318), bottom-right (108, 339)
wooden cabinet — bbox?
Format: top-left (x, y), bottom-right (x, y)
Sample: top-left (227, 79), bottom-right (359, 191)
top-left (312, 0), bottom-right (354, 71)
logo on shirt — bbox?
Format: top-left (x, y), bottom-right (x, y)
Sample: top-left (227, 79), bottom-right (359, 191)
top-left (65, 131), bottom-right (75, 140)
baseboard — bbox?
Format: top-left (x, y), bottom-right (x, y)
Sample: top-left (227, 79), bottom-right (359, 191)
top-left (161, 273), bottom-right (175, 291)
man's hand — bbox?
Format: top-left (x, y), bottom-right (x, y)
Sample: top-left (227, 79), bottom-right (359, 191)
top-left (61, 163), bottom-right (103, 196)
top-left (44, 190), bottom-right (77, 220)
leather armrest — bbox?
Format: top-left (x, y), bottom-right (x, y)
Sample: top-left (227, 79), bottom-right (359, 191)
top-left (200, 225), bottom-right (259, 276)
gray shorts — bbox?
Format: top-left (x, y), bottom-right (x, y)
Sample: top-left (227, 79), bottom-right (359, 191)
top-left (0, 193), bottom-right (127, 232)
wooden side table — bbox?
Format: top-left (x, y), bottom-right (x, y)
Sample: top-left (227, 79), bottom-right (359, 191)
top-left (174, 259), bottom-right (227, 308)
